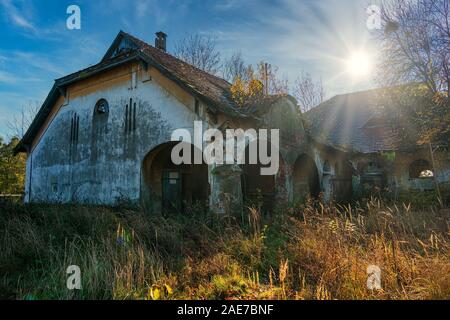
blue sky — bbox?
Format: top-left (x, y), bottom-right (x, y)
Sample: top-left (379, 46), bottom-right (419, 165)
top-left (0, 0), bottom-right (381, 138)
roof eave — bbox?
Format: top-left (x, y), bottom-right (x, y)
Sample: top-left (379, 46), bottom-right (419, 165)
top-left (15, 53), bottom-right (145, 154)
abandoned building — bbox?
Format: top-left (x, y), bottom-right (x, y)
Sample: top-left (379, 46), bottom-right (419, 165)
top-left (306, 89), bottom-right (450, 202)
top-left (15, 31), bottom-right (450, 213)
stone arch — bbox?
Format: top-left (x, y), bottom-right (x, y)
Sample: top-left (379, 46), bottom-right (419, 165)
top-left (292, 154), bottom-right (320, 200)
top-left (141, 141), bottom-right (209, 214)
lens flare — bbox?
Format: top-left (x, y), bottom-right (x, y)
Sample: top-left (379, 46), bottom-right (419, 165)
top-left (346, 51), bottom-right (373, 79)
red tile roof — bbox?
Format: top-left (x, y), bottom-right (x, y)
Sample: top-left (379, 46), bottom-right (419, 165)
top-left (120, 32), bottom-right (245, 116)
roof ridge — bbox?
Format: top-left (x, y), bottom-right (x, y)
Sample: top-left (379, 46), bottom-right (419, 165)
top-left (121, 31), bottom-right (231, 86)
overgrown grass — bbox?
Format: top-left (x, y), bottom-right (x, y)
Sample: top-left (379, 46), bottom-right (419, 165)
top-left (0, 198), bottom-right (449, 300)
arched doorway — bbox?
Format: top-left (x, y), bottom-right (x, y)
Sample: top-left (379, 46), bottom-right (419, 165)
top-left (332, 160), bottom-right (353, 202)
top-left (292, 154), bottom-right (320, 200)
top-left (241, 140), bottom-right (280, 213)
top-left (142, 142), bottom-right (209, 214)
top-left (360, 160), bottom-right (386, 190)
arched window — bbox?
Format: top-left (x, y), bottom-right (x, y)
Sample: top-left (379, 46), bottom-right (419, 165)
top-left (409, 160), bottom-right (433, 179)
top-left (92, 99), bottom-right (109, 141)
top-left (94, 99), bottom-right (109, 115)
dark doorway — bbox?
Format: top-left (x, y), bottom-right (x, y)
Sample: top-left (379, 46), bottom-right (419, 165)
top-left (293, 154), bottom-right (320, 200)
top-left (241, 141), bottom-right (278, 213)
top-left (142, 142), bottom-right (209, 214)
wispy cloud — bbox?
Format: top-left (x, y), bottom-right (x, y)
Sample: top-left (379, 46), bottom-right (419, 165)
top-left (134, 0), bottom-right (168, 26)
top-left (0, 70), bottom-right (42, 84)
top-left (0, 0), bottom-right (382, 137)
top-left (0, 0), bottom-right (38, 33)
top-left (0, 0), bottom-right (67, 40)
top-left (213, 0), bottom-right (243, 11)
top-left (0, 50), bottom-right (66, 76)
top-left (209, 0), bottom-right (378, 96)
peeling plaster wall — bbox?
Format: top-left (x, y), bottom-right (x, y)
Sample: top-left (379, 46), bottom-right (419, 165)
top-left (391, 149), bottom-right (450, 192)
top-left (259, 99), bottom-right (311, 204)
top-left (350, 148), bottom-right (450, 196)
top-left (27, 64), bottom-right (210, 205)
top-left (310, 146), bottom-right (352, 202)
top-left (25, 62), bottom-right (377, 208)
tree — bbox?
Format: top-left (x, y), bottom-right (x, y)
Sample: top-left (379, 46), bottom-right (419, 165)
top-left (7, 101), bottom-right (40, 140)
top-left (376, 0), bottom-right (449, 143)
top-left (255, 61), bottom-right (289, 95)
top-left (174, 33), bottom-right (221, 75)
top-left (222, 51), bottom-right (252, 82)
top-left (230, 76), bottom-right (264, 108)
top-left (292, 72), bottom-right (325, 113)
top-left (0, 137), bottom-right (26, 194)
top-left (229, 60), bottom-right (290, 108)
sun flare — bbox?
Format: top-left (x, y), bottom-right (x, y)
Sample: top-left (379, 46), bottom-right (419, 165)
top-left (346, 51), bottom-right (373, 79)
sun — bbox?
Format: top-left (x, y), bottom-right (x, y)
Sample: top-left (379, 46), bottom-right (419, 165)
top-left (345, 51), bottom-right (373, 79)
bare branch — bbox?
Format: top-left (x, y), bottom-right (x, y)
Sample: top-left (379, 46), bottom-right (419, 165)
top-left (292, 72), bottom-right (326, 113)
top-left (222, 51), bottom-right (252, 82)
top-left (6, 101), bottom-right (40, 140)
top-left (174, 33), bottom-right (222, 75)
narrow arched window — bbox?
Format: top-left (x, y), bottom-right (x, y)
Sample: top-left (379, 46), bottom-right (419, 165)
top-left (93, 99), bottom-right (109, 137)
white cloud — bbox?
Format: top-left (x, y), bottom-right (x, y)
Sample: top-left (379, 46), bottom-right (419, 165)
top-left (0, 0), bottom-right (38, 33)
top-left (0, 0), bottom-right (68, 40)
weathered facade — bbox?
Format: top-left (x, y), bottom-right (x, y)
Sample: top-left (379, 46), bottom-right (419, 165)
top-left (306, 90), bottom-right (450, 203)
top-left (17, 31), bottom-right (448, 213)
top-left (16, 31), bottom-right (345, 214)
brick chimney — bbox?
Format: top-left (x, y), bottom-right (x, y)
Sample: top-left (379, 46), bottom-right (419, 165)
top-left (155, 31), bottom-right (167, 51)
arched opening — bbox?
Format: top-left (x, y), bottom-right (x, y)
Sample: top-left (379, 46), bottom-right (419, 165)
top-left (142, 141), bottom-right (209, 214)
top-left (360, 160), bottom-right (386, 190)
top-left (322, 160), bottom-right (332, 201)
top-left (241, 140), bottom-right (279, 213)
top-left (292, 154), bottom-right (320, 200)
top-left (409, 160), bottom-right (434, 179)
top-left (332, 160), bottom-right (353, 202)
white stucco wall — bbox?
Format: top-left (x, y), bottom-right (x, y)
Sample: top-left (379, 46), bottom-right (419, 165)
top-left (27, 66), bottom-right (210, 205)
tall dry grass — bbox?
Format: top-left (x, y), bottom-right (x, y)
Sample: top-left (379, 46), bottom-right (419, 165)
top-left (0, 197), bottom-right (448, 300)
